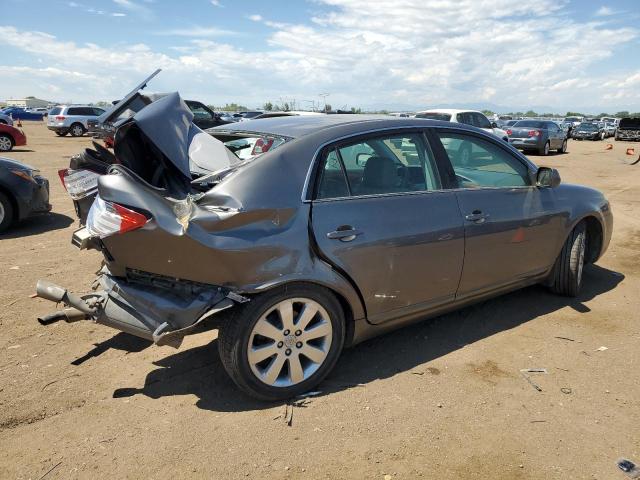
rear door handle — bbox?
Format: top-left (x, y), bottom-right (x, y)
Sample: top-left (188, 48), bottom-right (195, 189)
top-left (465, 211), bottom-right (490, 224)
top-left (327, 226), bottom-right (362, 242)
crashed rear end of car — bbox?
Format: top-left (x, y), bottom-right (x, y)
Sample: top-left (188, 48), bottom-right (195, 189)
top-left (35, 92), bottom-right (286, 348)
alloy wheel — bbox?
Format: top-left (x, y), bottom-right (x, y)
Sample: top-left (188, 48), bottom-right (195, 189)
top-left (72, 125), bottom-right (83, 136)
top-left (247, 298), bottom-right (333, 387)
top-left (0, 136), bottom-right (12, 151)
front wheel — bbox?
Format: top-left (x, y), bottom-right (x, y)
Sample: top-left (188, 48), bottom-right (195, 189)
top-left (557, 139), bottom-right (567, 154)
top-left (0, 191), bottom-right (15, 233)
top-left (218, 284), bottom-right (345, 401)
top-left (547, 222), bottom-right (586, 297)
top-left (0, 134), bottom-right (13, 152)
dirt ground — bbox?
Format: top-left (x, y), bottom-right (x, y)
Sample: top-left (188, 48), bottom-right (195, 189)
top-left (0, 121), bottom-right (639, 479)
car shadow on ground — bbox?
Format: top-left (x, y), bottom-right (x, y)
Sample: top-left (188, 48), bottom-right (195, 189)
top-left (0, 212), bottom-right (74, 239)
top-left (111, 264), bottom-right (623, 412)
top-left (72, 332), bottom-right (152, 366)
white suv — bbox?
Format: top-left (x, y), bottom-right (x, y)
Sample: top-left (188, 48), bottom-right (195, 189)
top-left (415, 109), bottom-right (508, 141)
top-left (47, 105), bottom-right (105, 137)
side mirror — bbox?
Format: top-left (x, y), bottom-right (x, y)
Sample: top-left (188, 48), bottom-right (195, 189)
top-left (536, 167), bottom-right (561, 188)
top-left (491, 122), bottom-right (498, 128)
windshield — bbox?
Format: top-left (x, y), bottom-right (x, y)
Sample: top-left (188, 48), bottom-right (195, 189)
top-left (577, 123), bottom-right (597, 131)
top-left (513, 120), bottom-right (545, 128)
top-left (415, 112), bottom-right (452, 121)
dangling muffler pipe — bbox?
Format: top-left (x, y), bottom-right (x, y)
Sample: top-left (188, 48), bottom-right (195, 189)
top-left (35, 280), bottom-right (95, 315)
top-left (37, 308), bottom-right (88, 325)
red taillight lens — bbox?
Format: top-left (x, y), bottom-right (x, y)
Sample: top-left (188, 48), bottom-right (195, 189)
top-left (58, 168), bottom-right (100, 199)
top-left (528, 130), bottom-right (541, 137)
top-left (86, 196), bottom-right (148, 238)
top-left (251, 137), bottom-right (274, 155)
top-left (55, 115), bottom-right (65, 121)
top-left (506, 129), bottom-right (512, 135)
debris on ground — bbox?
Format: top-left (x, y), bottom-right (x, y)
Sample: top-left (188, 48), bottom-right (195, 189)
top-left (596, 346), bottom-right (609, 352)
top-left (617, 458), bottom-right (640, 479)
top-left (520, 368), bottom-right (547, 392)
top-left (554, 336), bottom-right (575, 342)
top-left (560, 387), bottom-right (572, 394)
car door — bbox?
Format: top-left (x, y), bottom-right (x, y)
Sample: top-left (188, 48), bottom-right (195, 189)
top-left (311, 130), bottom-right (465, 324)
top-left (430, 129), bottom-right (566, 298)
top-left (546, 122), bottom-right (560, 148)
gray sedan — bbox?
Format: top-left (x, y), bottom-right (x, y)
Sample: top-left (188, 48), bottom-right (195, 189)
top-left (37, 102), bottom-right (612, 400)
top-left (506, 120), bottom-right (567, 155)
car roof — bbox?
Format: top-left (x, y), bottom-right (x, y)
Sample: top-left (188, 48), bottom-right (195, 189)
top-left (416, 108), bottom-right (480, 115)
top-left (209, 114), bottom-right (462, 139)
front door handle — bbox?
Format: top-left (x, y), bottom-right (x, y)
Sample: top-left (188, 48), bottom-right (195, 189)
top-left (327, 226), bottom-right (362, 242)
top-left (465, 210), bottom-right (490, 224)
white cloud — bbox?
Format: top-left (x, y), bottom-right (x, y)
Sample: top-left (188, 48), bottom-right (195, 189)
top-left (1, 0), bottom-right (639, 111)
top-left (112, 0), bottom-right (153, 19)
top-left (155, 26), bottom-right (237, 37)
top-left (112, 12), bottom-right (126, 17)
top-left (210, 0), bottom-right (223, 7)
top-left (595, 6), bottom-right (616, 16)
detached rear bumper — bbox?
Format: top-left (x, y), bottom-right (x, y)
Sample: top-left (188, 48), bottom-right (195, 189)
top-left (35, 270), bottom-right (236, 348)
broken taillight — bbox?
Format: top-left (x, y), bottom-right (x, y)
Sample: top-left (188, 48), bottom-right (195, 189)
top-left (86, 196), bottom-right (148, 238)
top-left (251, 137), bottom-right (275, 155)
top-left (58, 168), bottom-right (101, 200)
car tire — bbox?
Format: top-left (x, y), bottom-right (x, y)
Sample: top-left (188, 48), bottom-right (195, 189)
top-left (55, 130), bottom-right (68, 137)
top-left (548, 222), bottom-right (586, 297)
top-left (69, 123), bottom-right (85, 137)
top-left (539, 141), bottom-right (550, 156)
top-left (557, 139), bottom-right (567, 154)
top-left (0, 134), bottom-right (14, 152)
top-left (218, 283), bottom-right (345, 401)
top-left (0, 191), bottom-right (15, 233)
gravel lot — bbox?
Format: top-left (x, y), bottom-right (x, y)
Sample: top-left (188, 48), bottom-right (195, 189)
top-left (1, 121), bottom-right (639, 479)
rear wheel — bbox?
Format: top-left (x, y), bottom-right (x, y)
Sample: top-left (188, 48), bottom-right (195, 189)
top-left (557, 139), bottom-right (567, 154)
top-left (0, 191), bottom-right (15, 233)
top-left (548, 222), bottom-right (586, 297)
top-left (218, 284), bottom-right (345, 401)
top-left (539, 141), bottom-right (550, 156)
top-left (0, 134), bottom-right (13, 152)
top-left (69, 123), bottom-right (85, 137)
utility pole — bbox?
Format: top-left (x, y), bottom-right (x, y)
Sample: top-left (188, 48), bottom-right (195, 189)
top-left (319, 93), bottom-right (329, 113)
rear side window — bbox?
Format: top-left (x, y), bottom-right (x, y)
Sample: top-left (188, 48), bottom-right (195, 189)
top-left (66, 107), bottom-right (82, 115)
top-left (316, 132), bottom-right (441, 199)
top-left (49, 107), bottom-right (61, 115)
top-left (435, 131), bottom-right (530, 188)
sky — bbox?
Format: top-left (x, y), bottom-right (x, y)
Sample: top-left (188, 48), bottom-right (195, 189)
top-left (1, 0), bottom-right (640, 113)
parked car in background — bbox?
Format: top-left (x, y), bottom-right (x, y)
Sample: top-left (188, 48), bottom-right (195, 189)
top-left (47, 105), bottom-right (106, 137)
top-left (0, 157), bottom-right (50, 232)
top-left (0, 113), bottom-right (14, 126)
top-left (415, 109), bottom-right (508, 141)
top-left (26, 107), bottom-right (49, 116)
top-left (564, 116), bottom-right (584, 127)
top-left (603, 122), bottom-right (617, 138)
top-left (600, 117), bottom-right (618, 126)
top-left (572, 122), bottom-right (605, 141)
top-left (0, 123), bottom-right (27, 152)
top-left (1, 107), bottom-right (45, 121)
top-left (506, 120), bottom-right (567, 155)
top-left (237, 111), bottom-right (264, 121)
top-left (37, 97), bottom-right (612, 400)
top-left (217, 112), bottom-right (239, 123)
top-left (615, 117), bottom-right (640, 141)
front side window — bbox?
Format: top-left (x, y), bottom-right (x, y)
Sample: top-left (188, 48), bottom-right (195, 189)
top-left (316, 132), bottom-right (441, 198)
top-left (435, 131), bottom-right (531, 188)
top-left (189, 103), bottom-right (213, 120)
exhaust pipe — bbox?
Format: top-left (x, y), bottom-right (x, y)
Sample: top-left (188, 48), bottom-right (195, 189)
top-left (38, 308), bottom-right (88, 325)
top-left (36, 280), bottom-right (95, 315)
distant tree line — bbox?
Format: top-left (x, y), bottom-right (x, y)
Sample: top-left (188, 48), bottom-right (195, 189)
top-left (483, 109), bottom-right (640, 118)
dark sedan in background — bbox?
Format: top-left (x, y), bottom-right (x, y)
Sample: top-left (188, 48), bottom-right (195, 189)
top-left (572, 122), bottom-right (605, 141)
top-left (0, 157), bottom-right (50, 232)
top-left (506, 120), bottom-right (567, 155)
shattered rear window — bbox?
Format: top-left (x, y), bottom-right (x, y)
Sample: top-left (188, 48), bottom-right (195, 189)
top-left (211, 133), bottom-right (288, 160)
